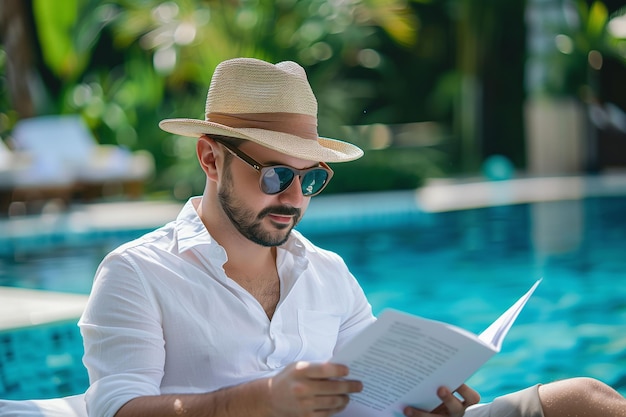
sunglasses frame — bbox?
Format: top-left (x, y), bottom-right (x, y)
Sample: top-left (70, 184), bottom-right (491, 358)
top-left (216, 139), bottom-right (334, 197)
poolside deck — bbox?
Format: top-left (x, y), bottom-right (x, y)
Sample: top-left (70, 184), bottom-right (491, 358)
top-left (415, 171), bottom-right (626, 212)
top-left (0, 287), bottom-right (88, 332)
top-left (1, 171), bottom-right (626, 331)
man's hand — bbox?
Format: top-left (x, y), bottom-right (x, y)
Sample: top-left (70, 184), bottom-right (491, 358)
top-left (403, 384), bottom-right (480, 417)
top-left (267, 361), bottom-right (363, 417)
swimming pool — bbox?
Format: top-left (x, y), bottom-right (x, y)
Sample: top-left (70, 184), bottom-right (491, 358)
top-left (307, 195), bottom-right (626, 401)
top-left (1, 194), bottom-right (625, 401)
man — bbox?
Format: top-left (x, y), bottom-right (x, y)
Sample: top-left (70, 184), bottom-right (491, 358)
top-left (79, 57), bottom-right (626, 417)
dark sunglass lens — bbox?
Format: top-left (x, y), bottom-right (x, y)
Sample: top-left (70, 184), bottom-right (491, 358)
top-left (301, 169), bottom-right (329, 196)
top-left (261, 167), bottom-right (295, 194)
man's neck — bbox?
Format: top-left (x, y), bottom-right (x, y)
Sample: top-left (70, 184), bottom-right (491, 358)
top-left (195, 196), bottom-right (281, 318)
top-left (195, 197), bottom-right (275, 265)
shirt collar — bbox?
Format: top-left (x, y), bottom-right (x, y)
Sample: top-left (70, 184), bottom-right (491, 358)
top-left (175, 196), bottom-right (309, 262)
top-left (176, 197), bottom-right (218, 253)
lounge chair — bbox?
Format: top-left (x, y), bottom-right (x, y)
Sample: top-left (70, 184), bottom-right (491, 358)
top-left (9, 115), bottom-right (155, 201)
top-left (0, 138), bottom-right (74, 214)
top-left (0, 394), bottom-right (87, 417)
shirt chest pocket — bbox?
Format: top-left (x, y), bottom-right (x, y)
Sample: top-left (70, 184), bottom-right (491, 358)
top-left (297, 309), bottom-right (341, 361)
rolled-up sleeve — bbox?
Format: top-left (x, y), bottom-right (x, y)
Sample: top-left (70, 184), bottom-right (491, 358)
top-left (79, 252), bottom-right (164, 417)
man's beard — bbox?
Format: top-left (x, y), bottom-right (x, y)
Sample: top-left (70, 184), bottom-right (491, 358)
top-left (218, 173), bottom-right (301, 247)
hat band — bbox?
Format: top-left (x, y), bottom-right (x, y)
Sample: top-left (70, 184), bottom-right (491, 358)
top-left (206, 112), bottom-right (318, 140)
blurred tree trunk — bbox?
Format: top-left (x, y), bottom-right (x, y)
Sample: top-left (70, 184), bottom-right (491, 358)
top-left (454, 0), bottom-right (502, 173)
top-left (0, 0), bottom-right (36, 118)
top-left (454, 0), bottom-right (485, 173)
top-left (481, 0), bottom-right (526, 169)
top-left (453, 0), bottom-right (526, 174)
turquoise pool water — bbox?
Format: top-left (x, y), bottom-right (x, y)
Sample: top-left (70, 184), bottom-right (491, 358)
top-left (1, 195), bottom-right (625, 401)
top-left (307, 196), bottom-right (626, 401)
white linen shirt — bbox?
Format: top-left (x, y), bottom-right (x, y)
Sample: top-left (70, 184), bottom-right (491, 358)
top-left (79, 197), bottom-right (375, 417)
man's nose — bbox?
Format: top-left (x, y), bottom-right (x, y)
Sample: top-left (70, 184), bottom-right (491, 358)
top-left (278, 175), bottom-right (306, 206)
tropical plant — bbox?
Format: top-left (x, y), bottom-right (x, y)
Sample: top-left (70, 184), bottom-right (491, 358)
top-left (526, 0), bottom-right (626, 98)
top-left (3, 0), bottom-right (446, 198)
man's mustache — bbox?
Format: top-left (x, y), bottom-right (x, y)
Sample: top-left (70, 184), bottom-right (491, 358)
top-left (258, 206), bottom-right (301, 220)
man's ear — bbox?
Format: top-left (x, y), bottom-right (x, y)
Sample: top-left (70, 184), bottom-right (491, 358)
top-left (197, 135), bottom-right (221, 181)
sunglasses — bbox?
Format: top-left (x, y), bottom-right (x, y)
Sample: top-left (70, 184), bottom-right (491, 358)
top-left (217, 140), bottom-right (334, 197)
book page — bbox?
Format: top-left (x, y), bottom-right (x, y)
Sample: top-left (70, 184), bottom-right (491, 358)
top-left (479, 279), bottom-right (542, 349)
top-left (332, 280), bottom-right (542, 417)
top-left (333, 311), bottom-right (495, 416)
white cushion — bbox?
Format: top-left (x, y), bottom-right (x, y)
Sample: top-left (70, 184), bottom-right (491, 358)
top-left (10, 115), bottom-right (154, 184)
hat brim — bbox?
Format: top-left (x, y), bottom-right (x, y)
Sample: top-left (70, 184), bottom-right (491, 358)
top-left (159, 118), bottom-right (363, 163)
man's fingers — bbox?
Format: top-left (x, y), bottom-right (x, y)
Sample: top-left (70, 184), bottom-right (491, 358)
top-left (282, 362), bottom-right (362, 397)
top-left (310, 378), bottom-right (363, 395)
top-left (289, 378), bottom-right (362, 399)
top-left (436, 386), bottom-right (465, 416)
top-left (311, 393), bottom-right (351, 411)
top-left (456, 384), bottom-right (480, 407)
top-left (403, 384), bottom-right (480, 416)
top-left (295, 361), bottom-right (351, 379)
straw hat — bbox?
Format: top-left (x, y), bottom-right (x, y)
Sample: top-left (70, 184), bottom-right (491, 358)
top-left (159, 57), bottom-right (363, 163)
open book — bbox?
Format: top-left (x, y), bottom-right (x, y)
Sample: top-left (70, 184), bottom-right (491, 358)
top-left (332, 279), bottom-right (542, 416)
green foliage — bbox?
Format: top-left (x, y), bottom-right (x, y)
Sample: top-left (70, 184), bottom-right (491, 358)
top-left (32, 0), bottom-right (83, 79)
top-left (0, 46), bottom-right (14, 134)
top-left (324, 146), bottom-right (447, 194)
top-left (12, 0), bottom-right (616, 198)
top-left (32, 0), bottom-right (116, 81)
top-left (9, 0), bottom-right (450, 199)
top-left (527, 0), bottom-right (626, 98)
